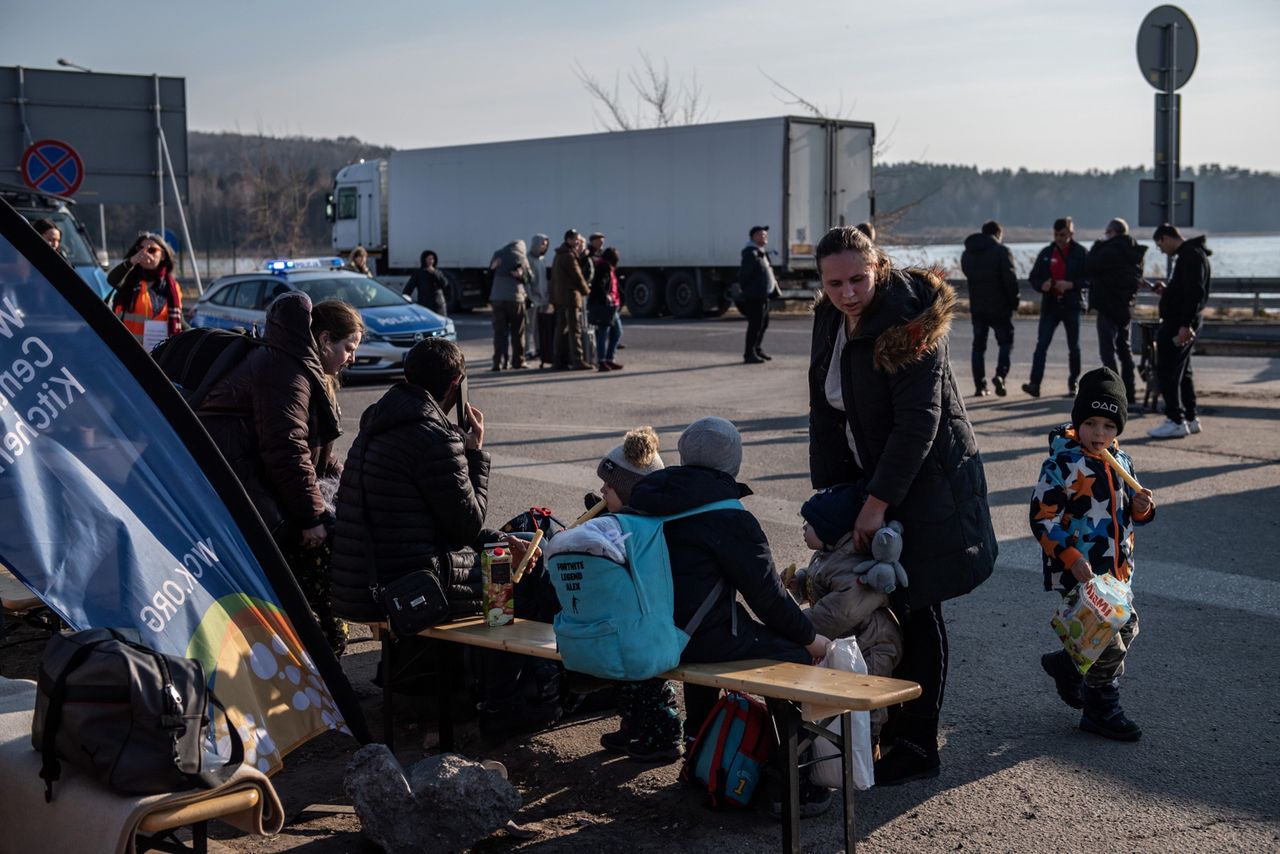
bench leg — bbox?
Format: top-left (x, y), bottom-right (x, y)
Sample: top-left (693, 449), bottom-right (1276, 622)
top-left (380, 631), bottom-right (395, 754)
top-left (438, 640), bottom-right (458, 752)
top-left (768, 699), bottom-right (801, 854)
top-left (841, 712), bottom-right (857, 853)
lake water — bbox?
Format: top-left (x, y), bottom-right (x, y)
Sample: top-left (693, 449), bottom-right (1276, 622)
top-left (888, 234), bottom-right (1279, 279)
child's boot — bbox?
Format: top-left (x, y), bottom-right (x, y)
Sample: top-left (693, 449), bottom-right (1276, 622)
top-left (1041, 650), bottom-right (1084, 709)
top-left (1080, 680), bottom-right (1142, 741)
top-left (601, 681), bottom-right (641, 753)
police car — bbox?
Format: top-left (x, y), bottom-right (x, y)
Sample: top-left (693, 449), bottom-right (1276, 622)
top-left (188, 257), bottom-right (456, 377)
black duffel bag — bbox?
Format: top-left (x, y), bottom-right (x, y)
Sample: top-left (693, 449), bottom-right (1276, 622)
top-left (32, 628), bottom-right (243, 801)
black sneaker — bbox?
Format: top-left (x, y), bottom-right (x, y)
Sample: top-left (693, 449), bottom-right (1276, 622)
top-left (626, 739), bottom-right (683, 763)
top-left (1080, 709), bottom-right (1142, 741)
top-left (755, 350), bottom-right (773, 361)
top-left (873, 738), bottom-right (940, 786)
top-left (769, 781), bottom-right (834, 819)
top-left (975, 384), bottom-right (990, 397)
top-left (1021, 382), bottom-right (1040, 398)
top-left (1041, 651), bottom-right (1084, 709)
top-left (993, 376), bottom-right (1007, 397)
top-left (1066, 382), bottom-right (1079, 397)
top-left (744, 354), bottom-right (765, 364)
top-left (600, 728), bottom-right (635, 754)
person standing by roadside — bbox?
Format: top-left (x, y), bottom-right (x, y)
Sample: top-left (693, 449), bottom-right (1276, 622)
top-left (109, 232), bottom-right (183, 347)
top-left (551, 229), bottom-right (592, 370)
top-left (739, 225), bottom-right (778, 364)
top-left (488, 239), bottom-right (532, 371)
top-left (589, 246), bottom-right (625, 371)
top-left (960, 220), bottom-right (1020, 397)
top-left (1087, 218), bottom-right (1146, 406)
top-left (1022, 217), bottom-right (1088, 398)
top-left (347, 246), bottom-right (374, 277)
top-left (1147, 224), bottom-right (1211, 439)
top-left (808, 226), bottom-right (996, 785)
top-left (403, 249), bottom-right (450, 317)
top-left (524, 233), bottom-right (551, 365)
top-left (578, 233), bottom-right (600, 365)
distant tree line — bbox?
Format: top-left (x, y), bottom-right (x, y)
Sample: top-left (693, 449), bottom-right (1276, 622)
top-left (876, 162), bottom-right (1280, 239)
top-left (98, 132), bottom-right (1278, 259)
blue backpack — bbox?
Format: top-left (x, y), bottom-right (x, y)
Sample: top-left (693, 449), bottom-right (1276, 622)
top-left (680, 691), bottom-right (774, 808)
top-left (547, 499), bottom-right (742, 681)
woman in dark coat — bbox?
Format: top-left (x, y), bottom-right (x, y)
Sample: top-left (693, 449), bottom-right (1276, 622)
top-left (403, 249), bottom-right (450, 317)
top-left (808, 226), bottom-right (997, 785)
top-left (197, 293), bottom-right (363, 654)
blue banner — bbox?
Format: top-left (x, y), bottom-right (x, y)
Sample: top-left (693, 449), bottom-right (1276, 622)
top-left (0, 200), bottom-right (369, 773)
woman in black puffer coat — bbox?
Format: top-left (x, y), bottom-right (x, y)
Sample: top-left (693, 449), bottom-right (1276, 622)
top-left (809, 226), bottom-right (997, 785)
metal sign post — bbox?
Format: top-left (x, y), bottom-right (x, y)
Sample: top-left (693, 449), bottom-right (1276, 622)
top-left (1136, 6), bottom-right (1199, 242)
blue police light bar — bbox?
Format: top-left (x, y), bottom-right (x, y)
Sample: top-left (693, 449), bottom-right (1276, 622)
top-left (262, 257), bottom-right (345, 272)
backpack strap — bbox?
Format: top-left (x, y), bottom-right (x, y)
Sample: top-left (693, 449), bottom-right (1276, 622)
top-left (705, 695), bottom-right (740, 807)
top-left (657, 498), bottom-right (744, 524)
top-left (184, 691), bottom-right (246, 788)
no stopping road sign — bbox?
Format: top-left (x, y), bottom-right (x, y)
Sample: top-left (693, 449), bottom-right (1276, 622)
top-left (20, 139), bottom-right (85, 197)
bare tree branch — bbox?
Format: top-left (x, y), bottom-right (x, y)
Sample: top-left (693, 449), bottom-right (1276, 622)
top-left (575, 53), bottom-right (707, 130)
top-left (573, 61), bottom-right (634, 131)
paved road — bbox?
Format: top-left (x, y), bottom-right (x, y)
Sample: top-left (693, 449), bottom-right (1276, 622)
top-left (335, 310), bottom-right (1280, 852)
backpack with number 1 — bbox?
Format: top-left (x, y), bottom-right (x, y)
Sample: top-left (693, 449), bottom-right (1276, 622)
top-left (680, 691), bottom-right (774, 808)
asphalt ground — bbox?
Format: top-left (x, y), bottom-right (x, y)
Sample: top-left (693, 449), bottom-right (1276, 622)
top-left (325, 308), bottom-right (1280, 853)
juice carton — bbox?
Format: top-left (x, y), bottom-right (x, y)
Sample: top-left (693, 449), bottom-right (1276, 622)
top-left (482, 543), bottom-right (514, 627)
top-left (1050, 573), bottom-right (1133, 675)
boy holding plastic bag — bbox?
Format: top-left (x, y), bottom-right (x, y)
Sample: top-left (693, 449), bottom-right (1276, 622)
top-left (1029, 368), bottom-right (1156, 741)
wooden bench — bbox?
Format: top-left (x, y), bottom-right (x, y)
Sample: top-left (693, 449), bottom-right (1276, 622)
top-left (368, 616), bottom-right (920, 853)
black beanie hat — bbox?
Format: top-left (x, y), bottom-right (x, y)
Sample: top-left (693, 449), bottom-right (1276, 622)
top-left (1072, 367), bottom-right (1128, 434)
top-left (800, 483), bottom-right (867, 548)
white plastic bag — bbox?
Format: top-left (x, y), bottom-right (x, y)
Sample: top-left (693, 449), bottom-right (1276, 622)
top-left (806, 637), bottom-right (875, 790)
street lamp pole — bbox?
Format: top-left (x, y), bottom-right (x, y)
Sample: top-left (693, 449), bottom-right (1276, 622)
top-left (55, 58), bottom-right (93, 73)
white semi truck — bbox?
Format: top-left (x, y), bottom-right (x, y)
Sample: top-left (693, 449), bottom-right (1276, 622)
top-left (329, 116), bottom-right (874, 317)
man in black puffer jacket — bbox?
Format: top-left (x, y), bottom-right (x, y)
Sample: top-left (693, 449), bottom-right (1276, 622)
top-left (960, 220), bottom-right (1020, 397)
top-left (331, 338), bottom-right (501, 622)
top-left (1087, 217), bottom-right (1147, 404)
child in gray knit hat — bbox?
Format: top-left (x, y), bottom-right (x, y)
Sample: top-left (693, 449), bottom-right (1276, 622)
top-left (677, 416), bottom-right (742, 477)
top-left (598, 425), bottom-right (665, 511)
top-left (594, 426), bottom-right (684, 762)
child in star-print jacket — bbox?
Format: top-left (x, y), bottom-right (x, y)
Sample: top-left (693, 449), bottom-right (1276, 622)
top-left (1029, 368), bottom-right (1156, 742)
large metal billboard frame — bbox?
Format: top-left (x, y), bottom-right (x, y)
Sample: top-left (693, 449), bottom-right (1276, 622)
top-left (1, 66), bottom-right (188, 207)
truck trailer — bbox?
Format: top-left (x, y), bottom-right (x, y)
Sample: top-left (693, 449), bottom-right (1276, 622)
top-left (330, 115), bottom-right (874, 317)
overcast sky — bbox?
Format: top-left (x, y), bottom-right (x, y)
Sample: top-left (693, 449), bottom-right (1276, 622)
top-left (4, 0), bottom-right (1277, 172)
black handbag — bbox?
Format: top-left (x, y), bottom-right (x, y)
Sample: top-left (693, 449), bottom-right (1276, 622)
top-left (359, 465), bottom-right (450, 636)
top-left (34, 628), bottom-right (244, 801)
top-left (587, 301), bottom-right (617, 326)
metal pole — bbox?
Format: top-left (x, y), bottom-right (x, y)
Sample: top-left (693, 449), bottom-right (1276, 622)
top-left (158, 126), bottom-right (202, 293)
top-left (1165, 22), bottom-right (1178, 278)
top-left (154, 75), bottom-right (164, 236)
top-left (16, 67), bottom-right (34, 149)
top-left (99, 203), bottom-right (107, 261)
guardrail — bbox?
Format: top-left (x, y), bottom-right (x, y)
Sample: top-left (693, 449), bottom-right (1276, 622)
top-left (946, 278), bottom-right (1280, 318)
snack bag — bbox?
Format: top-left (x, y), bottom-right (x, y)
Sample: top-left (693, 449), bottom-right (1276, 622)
top-left (483, 543), bottom-right (514, 627)
top-left (1051, 573), bottom-right (1133, 675)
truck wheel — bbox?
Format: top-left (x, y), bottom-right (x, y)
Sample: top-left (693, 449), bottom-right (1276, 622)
top-left (625, 271), bottom-right (664, 318)
top-left (706, 291), bottom-right (732, 317)
top-left (665, 271), bottom-right (701, 319)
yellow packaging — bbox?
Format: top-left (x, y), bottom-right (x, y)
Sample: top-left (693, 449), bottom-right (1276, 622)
top-left (1050, 574), bottom-right (1133, 675)
top-left (482, 543), bottom-right (514, 627)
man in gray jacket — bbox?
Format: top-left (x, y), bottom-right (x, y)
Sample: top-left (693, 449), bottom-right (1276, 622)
top-left (488, 239), bottom-right (531, 371)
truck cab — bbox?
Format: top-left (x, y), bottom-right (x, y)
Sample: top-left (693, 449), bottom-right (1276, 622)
top-left (329, 159), bottom-right (387, 267)
top-left (2, 184), bottom-right (112, 299)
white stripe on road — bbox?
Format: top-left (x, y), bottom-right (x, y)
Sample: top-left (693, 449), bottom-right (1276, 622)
top-left (491, 450), bottom-right (1280, 619)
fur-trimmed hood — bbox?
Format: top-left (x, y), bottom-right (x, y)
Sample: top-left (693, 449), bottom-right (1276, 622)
top-left (818, 267), bottom-right (955, 374)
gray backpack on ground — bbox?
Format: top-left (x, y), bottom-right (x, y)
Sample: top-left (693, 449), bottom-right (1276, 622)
top-left (32, 628), bottom-right (243, 801)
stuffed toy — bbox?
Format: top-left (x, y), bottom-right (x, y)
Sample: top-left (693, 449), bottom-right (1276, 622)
top-left (853, 521), bottom-right (909, 594)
